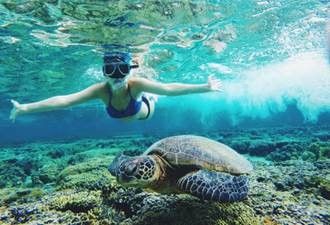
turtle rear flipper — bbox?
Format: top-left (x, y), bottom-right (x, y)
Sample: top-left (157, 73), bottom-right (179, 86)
top-left (177, 170), bottom-right (249, 202)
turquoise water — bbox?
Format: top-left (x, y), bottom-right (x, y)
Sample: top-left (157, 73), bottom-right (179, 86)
top-left (0, 2), bottom-right (330, 224)
top-left (0, 0), bottom-right (329, 142)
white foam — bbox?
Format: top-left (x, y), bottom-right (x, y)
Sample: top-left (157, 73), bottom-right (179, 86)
top-left (169, 51), bottom-right (330, 126)
top-left (224, 51), bottom-right (330, 122)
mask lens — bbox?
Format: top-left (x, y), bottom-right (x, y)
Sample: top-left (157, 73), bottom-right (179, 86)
top-left (118, 63), bottom-right (129, 75)
top-left (104, 64), bottom-right (115, 75)
top-left (103, 62), bottom-right (131, 78)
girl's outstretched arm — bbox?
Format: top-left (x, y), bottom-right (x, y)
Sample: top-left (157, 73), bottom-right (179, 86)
top-left (133, 75), bottom-right (222, 96)
top-left (9, 83), bottom-right (103, 122)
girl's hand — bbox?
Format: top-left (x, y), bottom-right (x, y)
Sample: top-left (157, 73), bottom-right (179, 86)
top-left (207, 75), bottom-right (222, 91)
top-left (9, 99), bottom-right (23, 122)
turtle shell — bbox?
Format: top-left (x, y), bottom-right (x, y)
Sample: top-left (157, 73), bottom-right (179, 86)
top-left (143, 135), bottom-right (253, 175)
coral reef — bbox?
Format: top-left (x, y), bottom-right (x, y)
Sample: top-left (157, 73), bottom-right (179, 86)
top-left (249, 160), bottom-right (330, 225)
top-left (56, 157), bottom-right (120, 193)
top-left (103, 188), bottom-right (259, 225)
top-left (0, 126), bottom-right (329, 224)
top-left (49, 190), bottom-right (102, 213)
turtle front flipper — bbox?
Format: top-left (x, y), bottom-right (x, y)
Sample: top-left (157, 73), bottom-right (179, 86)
top-left (177, 170), bottom-right (249, 202)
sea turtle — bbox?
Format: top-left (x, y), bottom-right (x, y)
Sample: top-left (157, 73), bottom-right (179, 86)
top-left (108, 135), bottom-right (253, 202)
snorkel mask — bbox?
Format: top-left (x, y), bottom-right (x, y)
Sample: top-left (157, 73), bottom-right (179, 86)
top-left (103, 52), bottom-right (139, 79)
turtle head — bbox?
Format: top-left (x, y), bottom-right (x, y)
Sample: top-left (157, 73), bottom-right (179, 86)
top-left (108, 153), bottom-right (160, 187)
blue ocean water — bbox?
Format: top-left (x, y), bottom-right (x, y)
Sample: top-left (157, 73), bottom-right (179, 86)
top-left (0, 0), bottom-right (329, 143)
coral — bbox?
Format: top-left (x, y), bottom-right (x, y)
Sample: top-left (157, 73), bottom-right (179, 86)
top-left (308, 141), bottom-right (330, 160)
top-left (31, 162), bottom-right (61, 184)
top-left (319, 142), bottom-right (330, 159)
top-left (249, 160), bottom-right (330, 225)
top-left (29, 188), bottom-right (44, 199)
top-left (313, 131), bottom-right (330, 141)
top-left (9, 206), bottom-right (38, 223)
top-left (105, 188), bottom-right (260, 225)
top-left (0, 188), bottom-right (44, 205)
top-left (0, 161), bottom-right (27, 187)
top-left (230, 140), bottom-right (250, 154)
top-left (0, 188), bottom-right (20, 205)
top-left (57, 157), bottom-right (118, 191)
top-left (266, 149), bottom-right (292, 161)
top-left (67, 153), bottom-right (88, 165)
top-left (248, 140), bottom-right (276, 156)
top-left (49, 190), bottom-right (102, 213)
top-left (47, 149), bottom-right (65, 159)
top-left (319, 175), bottom-right (330, 200)
top-left (301, 151), bottom-right (316, 161)
top-left (266, 142), bottom-right (316, 162)
top-left (320, 146), bottom-right (330, 159)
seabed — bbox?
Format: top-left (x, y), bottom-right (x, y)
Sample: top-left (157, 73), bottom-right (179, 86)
top-left (0, 126), bottom-right (329, 225)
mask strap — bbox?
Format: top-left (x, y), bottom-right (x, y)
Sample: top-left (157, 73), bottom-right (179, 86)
top-left (130, 64), bottom-right (139, 69)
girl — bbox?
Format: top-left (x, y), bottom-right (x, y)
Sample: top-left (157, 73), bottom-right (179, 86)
top-left (10, 52), bottom-right (222, 122)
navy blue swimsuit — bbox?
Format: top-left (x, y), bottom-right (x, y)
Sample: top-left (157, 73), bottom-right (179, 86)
top-left (106, 85), bottom-right (150, 119)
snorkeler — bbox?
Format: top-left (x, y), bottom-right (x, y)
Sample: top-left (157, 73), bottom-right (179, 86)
top-left (9, 52), bottom-right (222, 122)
